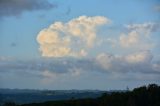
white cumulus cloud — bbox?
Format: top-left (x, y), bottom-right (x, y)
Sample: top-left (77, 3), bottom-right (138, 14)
top-left (96, 50), bottom-right (156, 74)
top-left (119, 22), bottom-right (158, 49)
top-left (37, 16), bottom-right (110, 57)
top-left (125, 50), bottom-right (153, 63)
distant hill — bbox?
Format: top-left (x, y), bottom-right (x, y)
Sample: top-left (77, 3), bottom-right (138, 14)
top-left (0, 89), bottom-right (105, 106)
top-left (6, 84), bottom-right (160, 106)
top-left (1, 84), bottom-right (160, 106)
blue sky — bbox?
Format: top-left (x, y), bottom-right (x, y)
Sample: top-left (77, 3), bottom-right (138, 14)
top-left (0, 0), bottom-right (160, 90)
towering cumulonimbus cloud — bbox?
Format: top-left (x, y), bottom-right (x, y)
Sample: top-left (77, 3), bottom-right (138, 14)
top-left (0, 0), bottom-right (56, 17)
top-left (37, 16), bottom-right (111, 57)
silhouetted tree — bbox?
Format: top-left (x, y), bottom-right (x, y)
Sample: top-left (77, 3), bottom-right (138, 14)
top-left (3, 102), bottom-right (16, 106)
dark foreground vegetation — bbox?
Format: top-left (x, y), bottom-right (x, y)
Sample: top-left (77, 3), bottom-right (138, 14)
top-left (3, 84), bottom-right (160, 106)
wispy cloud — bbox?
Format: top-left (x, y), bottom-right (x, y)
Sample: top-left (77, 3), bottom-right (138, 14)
top-left (154, 4), bottom-right (160, 12)
top-left (0, 0), bottom-right (57, 18)
top-left (65, 6), bottom-right (71, 15)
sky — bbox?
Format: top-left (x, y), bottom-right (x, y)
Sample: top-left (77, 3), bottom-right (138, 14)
top-left (0, 0), bottom-right (160, 90)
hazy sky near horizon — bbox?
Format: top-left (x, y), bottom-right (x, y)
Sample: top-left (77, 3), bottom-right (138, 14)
top-left (0, 0), bottom-right (160, 90)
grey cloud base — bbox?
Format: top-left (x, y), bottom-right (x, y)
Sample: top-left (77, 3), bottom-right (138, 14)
top-left (0, 50), bottom-right (160, 82)
top-left (0, 0), bottom-right (56, 17)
